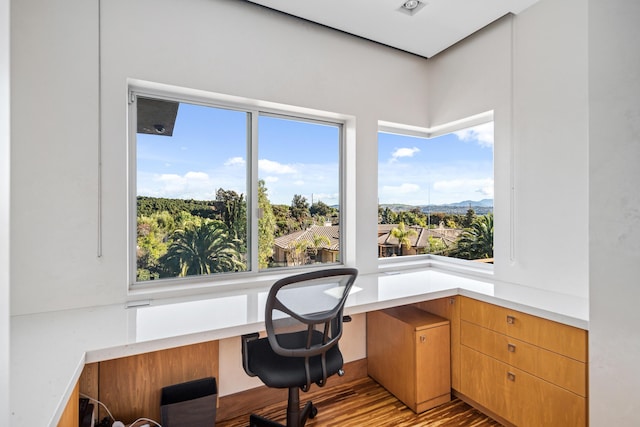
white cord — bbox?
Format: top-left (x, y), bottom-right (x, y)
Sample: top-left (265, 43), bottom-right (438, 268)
top-left (79, 392), bottom-right (116, 421)
top-left (79, 392), bottom-right (162, 427)
top-left (128, 417), bottom-right (162, 427)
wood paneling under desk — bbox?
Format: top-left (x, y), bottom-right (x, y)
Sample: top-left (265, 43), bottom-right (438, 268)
top-left (98, 341), bottom-right (219, 425)
top-left (56, 381), bottom-right (79, 427)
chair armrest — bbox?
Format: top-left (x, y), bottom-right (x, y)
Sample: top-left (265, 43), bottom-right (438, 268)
top-left (241, 332), bottom-right (260, 377)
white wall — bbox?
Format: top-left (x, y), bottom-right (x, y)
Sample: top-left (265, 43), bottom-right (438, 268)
top-left (10, 0), bottom-right (100, 314)
top-left (1, 0), bottom-right (10, 422)
top-left (427, 0), bottom-right (589, 298)
top-left (10, 0), bottom-right (430, 315)
top-left (589, 0), bottom-right (640, 424)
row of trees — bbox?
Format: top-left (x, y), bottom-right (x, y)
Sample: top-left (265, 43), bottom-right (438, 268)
top-left (378, 205), bottom-right (477, 229)
top-left (136, 186), bottom-right (493, 281)
top-left (136, 181), bottom-right (337, 281)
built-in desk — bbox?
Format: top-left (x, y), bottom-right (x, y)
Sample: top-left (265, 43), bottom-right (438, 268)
top-left (10, 268), bottom-right (589, 426)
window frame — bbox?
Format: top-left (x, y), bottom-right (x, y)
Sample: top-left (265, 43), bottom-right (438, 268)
top-left (377, 111), bottom-right (495, 276)
top-left (127, 83), bottom-right (349, 289)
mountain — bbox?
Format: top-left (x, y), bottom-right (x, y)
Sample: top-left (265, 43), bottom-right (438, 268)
top-left (440, 199), bottom-right (493, 208)
top-left (379, 199), bottom-right (494, 216)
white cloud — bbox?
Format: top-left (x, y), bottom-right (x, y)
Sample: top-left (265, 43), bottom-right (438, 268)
top-left (259, 159), bottom-right (297, 174)
top-left (263, 176), bottom-right (279, 183)
top-left (454, 122), bottom-right (494, 148)
top-left (140, 171), bottom-right (218, 199)
top-left (184, 171), bottom-right (209, 181)
top-left (224, 157), bottom-right (245, 167)
top-left (382, 183), bottom-right (421, 194)
top-left (294, 180), bottom-right (305, 186)
top-left (434, 178), bottom-right (494, 199)
top-left (390, 146), bottom-right (420, 162)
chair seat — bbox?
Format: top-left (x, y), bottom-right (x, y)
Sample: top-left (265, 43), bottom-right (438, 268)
top-left (246, 330), bottom-right (343, 389)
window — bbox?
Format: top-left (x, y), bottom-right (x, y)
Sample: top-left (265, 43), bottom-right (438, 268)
top-left (378, 117), bottom-right (494, 264)
top-left (130, 89), bottom-right (343, 285)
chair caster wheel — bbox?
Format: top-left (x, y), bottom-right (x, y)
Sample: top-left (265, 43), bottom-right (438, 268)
top-left (309, 405), bottom-right (318, 419)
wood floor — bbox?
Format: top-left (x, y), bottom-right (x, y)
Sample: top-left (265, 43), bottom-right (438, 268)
top-left (217, 377), bottom-right (502, 427)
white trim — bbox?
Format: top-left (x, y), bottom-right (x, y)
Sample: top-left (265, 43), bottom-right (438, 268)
top-left (379, 110), bottom-right (494, 138)
top-left (126, 81), bottom-right (355, 295)
top-left (377, 112), bottom-right (495, 277)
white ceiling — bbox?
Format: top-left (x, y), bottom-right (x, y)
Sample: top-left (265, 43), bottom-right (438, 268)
top-left (246, 0), bottom-right (539, 58)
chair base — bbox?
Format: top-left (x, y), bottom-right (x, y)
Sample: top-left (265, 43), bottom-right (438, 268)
top-left (249, 388), bottom-right (317, 427)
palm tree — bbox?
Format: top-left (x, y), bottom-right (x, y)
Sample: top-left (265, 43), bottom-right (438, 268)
top-left (390, 222), bottom-right (418, 256)
top-left (161, 220), bottom-right (245, 277)
top-left (453, 213), bottom-right (493, 260)
top-left (287, 239), bottom-right (309, 266)
top-left (310, 233), bottom-right (331, 262)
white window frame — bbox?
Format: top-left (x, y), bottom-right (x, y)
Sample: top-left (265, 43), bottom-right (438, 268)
top-left (377, 111), bottom-right (495, 276)
top-left (127, 81), bottom-right (353, 291)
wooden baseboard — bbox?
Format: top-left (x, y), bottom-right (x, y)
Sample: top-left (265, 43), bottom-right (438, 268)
top-left (452, 389), bottom-right (515, 427)
top-left (216, 358), bottom-right (368, 422)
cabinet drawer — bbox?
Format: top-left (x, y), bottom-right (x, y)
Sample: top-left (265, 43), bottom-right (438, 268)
top-left (461, 321), bottom-right (587, 396)
top-left (460, 297), bottom-right (587, 361)
top-left (503, 308), bottom-right (587, 362)
top-left (508, 364), bottom-right (587, 427)
top-left (460, 297), bottom-right (508, 334)
top-left (461, 346), bottom-right (587, 427)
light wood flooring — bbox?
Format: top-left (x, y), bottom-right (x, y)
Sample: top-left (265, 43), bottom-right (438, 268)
top-left (217, 377), bottom-right (502, 427)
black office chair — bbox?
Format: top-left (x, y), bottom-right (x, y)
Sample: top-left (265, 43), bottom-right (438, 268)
top-left (241, 268), bottom-right (358, 427)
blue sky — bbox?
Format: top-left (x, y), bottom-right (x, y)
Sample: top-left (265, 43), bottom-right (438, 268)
top-left (378, 123), bottom-right (494, 206)
top-left (137, 101), bottom-right (492, 207)
top-left (137, 102), bottom-right (340, 206)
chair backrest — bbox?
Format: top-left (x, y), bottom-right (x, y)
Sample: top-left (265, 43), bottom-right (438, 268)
top-left (264, 268), bottom-right (358, 388)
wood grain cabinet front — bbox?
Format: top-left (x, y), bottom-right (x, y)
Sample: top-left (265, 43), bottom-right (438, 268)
top-left (459, 297), bottom-right (588, 427)
top-left (367, 306), bottom-right (451, 413)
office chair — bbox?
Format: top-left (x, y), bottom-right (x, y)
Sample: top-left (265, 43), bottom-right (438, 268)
top-left (241, 268), bottom-right (358, 427)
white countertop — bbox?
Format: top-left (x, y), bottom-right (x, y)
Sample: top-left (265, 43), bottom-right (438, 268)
top-left (10, 268), bottom-right (589, 427)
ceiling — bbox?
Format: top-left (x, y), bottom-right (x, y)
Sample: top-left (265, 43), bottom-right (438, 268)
top-left (246, 0), bottom-right (539, 58)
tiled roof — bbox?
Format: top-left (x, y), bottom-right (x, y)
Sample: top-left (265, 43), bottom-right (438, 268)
top-left (275, 224), bottom-right (462, 251)
top-left (378, 224), bottom-right (462, 248)
top-left (274, 225), bottom-right (340, 251)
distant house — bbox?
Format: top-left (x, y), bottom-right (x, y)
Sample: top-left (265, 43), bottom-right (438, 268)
top-left (273, 223), bottom-right (463, 266)
top-left (273, 224), bottom-right (340, 266)
top-left (377, 222), bottom-right (462, 257)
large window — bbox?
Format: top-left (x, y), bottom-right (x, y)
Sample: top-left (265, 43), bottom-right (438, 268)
top-left (130, 89), bottom-right (343, 285)
top-left (378, 118), bottom-right (494, 263)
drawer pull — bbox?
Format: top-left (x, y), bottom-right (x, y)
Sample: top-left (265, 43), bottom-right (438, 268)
top-left (506, 315), bottom-right (516, 325)
top-left (507, 372), bottom-right (516, 382)
top-left (507, 343), bottom-right (516, 353)
top-left (420, 335), bottom-right (426, 344)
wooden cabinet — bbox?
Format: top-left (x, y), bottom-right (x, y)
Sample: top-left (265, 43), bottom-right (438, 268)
top-left (459, 297), bottom-right (588, 427)
top-left (367, 306), bottom-right (451, 413)
top-left (414, 296), bottom-right (460, 390)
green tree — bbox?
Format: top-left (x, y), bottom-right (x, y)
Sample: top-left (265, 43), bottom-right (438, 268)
top-left (462, 208), bottom-right (476, 228)
top-left (379, 206), bottom-right (397, 224)
top-left (161, 220), bottom-right (245, 277)
top-left (215, 188), bottom-right (247, 245)
top-left (290, 194), bottom-right (310, 222)
top-left (454, 213), bottom-right (494, 260)
top-left (287, 240), bottom-right (309, 266)
top-left (136, 212), bottom-right (174, 281)
top-left (310, 233), bottom-right (331, 261)
top-left (390, 222), bottom-right (418, 256)
top-left (272, 204), bottom-right (292, 236)
top-left (257, 180), bottom-right (276, 269)
top-left (310, 201), bottom-right (336, 219)
top-left (427, 235), bottom-right (447, 255)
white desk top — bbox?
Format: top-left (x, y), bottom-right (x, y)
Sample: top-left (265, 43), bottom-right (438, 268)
top-left (10, 268), bottom-right (589, 427)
